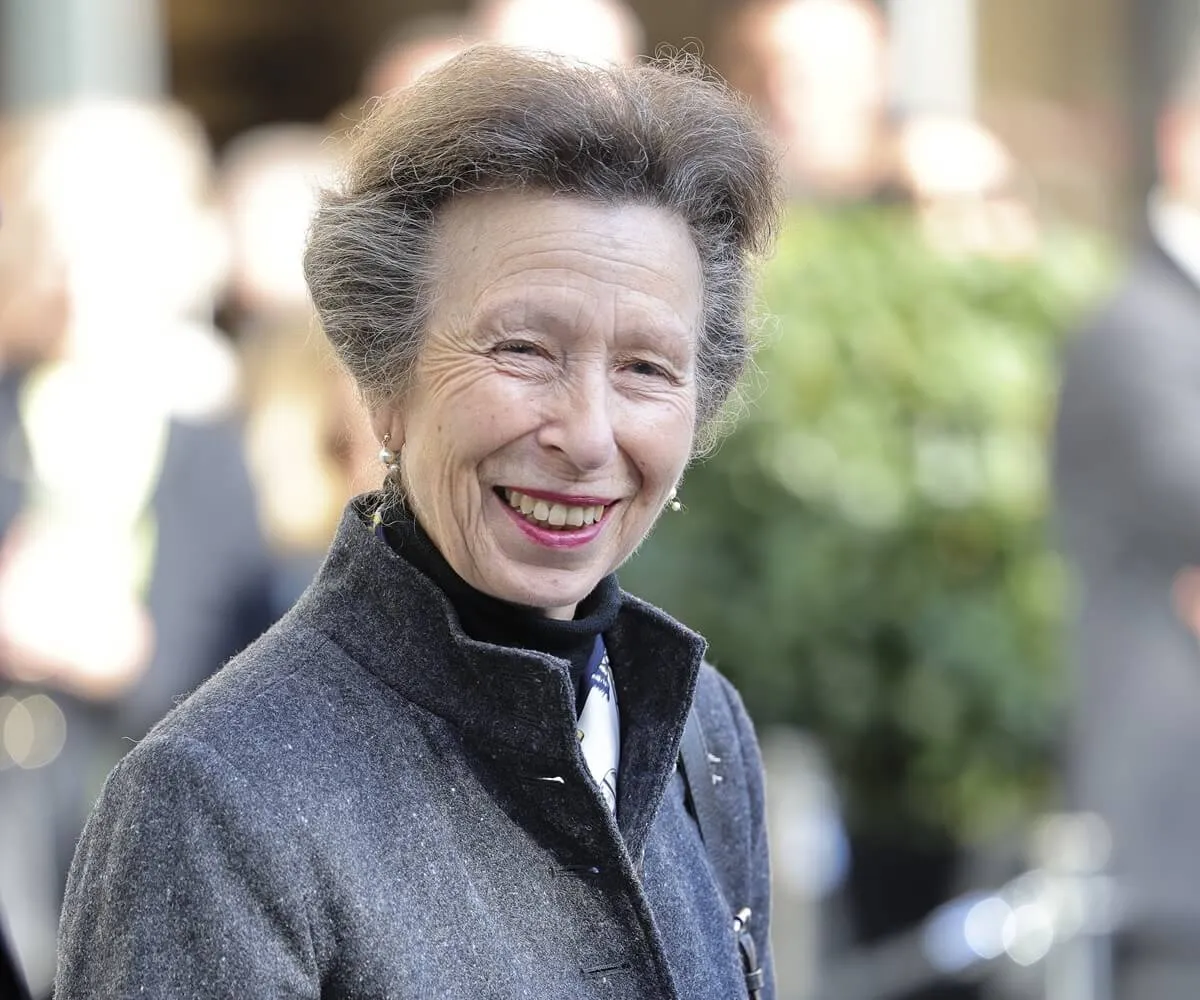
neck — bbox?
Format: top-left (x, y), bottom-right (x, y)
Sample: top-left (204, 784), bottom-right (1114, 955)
top-left (374, 502), bottom-right (622, 694)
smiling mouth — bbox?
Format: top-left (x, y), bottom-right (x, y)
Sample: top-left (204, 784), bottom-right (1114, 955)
top-left (497, 487), bottom-right (611, 531)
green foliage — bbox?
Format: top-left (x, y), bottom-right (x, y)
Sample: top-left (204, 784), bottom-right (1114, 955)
top-left (623, 205), bottom-right (1116, 843)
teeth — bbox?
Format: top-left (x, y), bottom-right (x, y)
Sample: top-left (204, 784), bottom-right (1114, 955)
top-left (504, 489), bottom-right (607, 531)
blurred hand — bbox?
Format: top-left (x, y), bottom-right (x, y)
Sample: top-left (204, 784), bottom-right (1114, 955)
top-left (0, 518), bottom-right (153, 700)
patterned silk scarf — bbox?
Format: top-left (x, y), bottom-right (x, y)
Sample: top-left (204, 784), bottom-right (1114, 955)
top-left (576, 635), bottom-right (620, 814)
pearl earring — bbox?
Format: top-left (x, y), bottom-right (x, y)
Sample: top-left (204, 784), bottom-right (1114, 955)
top-left (378, 434), bottom-right (400, 475)
top-left (667, 487), bottom-right (682, 512)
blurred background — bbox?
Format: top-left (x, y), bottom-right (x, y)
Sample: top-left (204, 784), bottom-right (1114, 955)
top-left (5, 1), bottom-right (1200, 998)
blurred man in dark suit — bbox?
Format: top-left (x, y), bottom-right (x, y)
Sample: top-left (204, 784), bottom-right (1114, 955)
top-left (1054, 43), bottom-right (1200, 1000)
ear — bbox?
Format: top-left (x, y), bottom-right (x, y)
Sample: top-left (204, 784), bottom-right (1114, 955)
top-left (370, 403), bottom-right (405, 450)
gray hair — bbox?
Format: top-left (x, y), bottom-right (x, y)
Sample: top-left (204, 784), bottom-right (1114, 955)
top-left (304, 45), bottom-right (781, 453)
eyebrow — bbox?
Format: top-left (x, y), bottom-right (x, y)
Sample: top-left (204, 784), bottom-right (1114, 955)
top-left (474, 293), bottom-right (697, 349)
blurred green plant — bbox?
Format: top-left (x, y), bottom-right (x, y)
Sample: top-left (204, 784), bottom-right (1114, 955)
top-left (623, 205), bottom-right (1116, 844)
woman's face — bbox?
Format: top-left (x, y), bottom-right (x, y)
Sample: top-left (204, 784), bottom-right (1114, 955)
top-left (378, 190), bottom-right (702, 618)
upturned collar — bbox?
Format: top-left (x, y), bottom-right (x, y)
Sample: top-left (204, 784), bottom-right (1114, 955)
top-left (374, 503), bottom-right (622, 699)
top-left (292, 495), bottom-right (707, 857)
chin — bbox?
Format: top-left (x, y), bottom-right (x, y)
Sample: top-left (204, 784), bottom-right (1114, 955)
top-left (496, 571), bottom-right (600, 616)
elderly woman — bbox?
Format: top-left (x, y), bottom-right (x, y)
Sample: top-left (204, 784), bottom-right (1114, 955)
top-left (56, 48), bottom-right (781, 999)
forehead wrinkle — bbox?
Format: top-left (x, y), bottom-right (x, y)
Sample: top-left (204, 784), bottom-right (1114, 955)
top-left (465, 275), bottom-right (595, 334)
top-left (443, 206), bottom-right (700, 287)
top-left (483, 243), bottom-right (691, 289)
top-left (428, 192), bottom-right (703, 344)
top-left (470, 278), bottom-right (696, 348)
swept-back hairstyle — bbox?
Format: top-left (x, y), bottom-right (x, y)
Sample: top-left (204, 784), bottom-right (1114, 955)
top-left (304, 45), bottom-right (781, 452)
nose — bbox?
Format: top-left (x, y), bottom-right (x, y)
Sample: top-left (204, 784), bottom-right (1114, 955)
top-left (536, 370), bottom-right (618, 472)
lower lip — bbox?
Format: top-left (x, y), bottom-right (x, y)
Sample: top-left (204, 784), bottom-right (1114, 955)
top-left (498, 494), bottom-right (610, 549)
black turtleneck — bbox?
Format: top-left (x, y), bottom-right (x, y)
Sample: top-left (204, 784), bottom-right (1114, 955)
top-left (377, 507), bottom-right (622, 703)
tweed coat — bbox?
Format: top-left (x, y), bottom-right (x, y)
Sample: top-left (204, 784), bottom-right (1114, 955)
top-left (56, 498), bottom-right (775, 999)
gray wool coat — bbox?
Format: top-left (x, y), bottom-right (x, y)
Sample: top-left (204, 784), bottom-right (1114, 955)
top-left (56, 498), bottom-right (775, 999)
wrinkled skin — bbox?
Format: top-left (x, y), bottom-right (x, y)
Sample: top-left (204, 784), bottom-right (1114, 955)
top-left (375, 190), bottom-right (702, 618)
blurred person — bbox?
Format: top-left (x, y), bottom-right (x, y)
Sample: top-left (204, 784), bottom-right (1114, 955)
top-left (1053, 39), bottom-right (1200, 1000)
top-left (56, 47), bottom-right (781, 999)
top-left (715, 0), bottom-right (901, 202)
top-left (359, 13), bottom-right (475, 99)
top-left (0, 118), bottom-right (103, 998)
top-left (896, 113), bottom-right (1041, 259)
top-left (0, 165), bottom-right (69, 377)
top-left (0, 131), bottom-right (70, 1000)
top-left (472, 0), bottom-right (643, 65)
top-left (218, 123), bottom-right (376, 615)
top-left (326, 14), bottom-right (475, 145)
top-left (220, 123), bottom-right (339, 329)
top-left (0, 99), bottom-right (274, 997)
top-left (716, 0), bottom-right (1027, 226)
top-left (0, 138), bottom-right (70, 534)
top-left (0, 97), bottom-right (274, 733)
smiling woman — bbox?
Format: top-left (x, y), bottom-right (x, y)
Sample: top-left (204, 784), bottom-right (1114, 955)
top-left (391, 191), bottom-right (702, 619)
top-left (56, 46), bottom-right (783, 1000)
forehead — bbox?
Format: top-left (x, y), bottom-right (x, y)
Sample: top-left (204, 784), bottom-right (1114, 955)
top-left (428, 189), bottom-right (704, 339)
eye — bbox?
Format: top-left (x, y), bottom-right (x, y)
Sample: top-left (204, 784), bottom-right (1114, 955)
top-left (623, 358), bottom-right (673, 380)
top-left (490, 339), bottom-right (557, 366)
top-left (495, 340), bottom-right (545, 357)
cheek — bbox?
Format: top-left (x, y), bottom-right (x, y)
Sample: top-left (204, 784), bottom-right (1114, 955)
top-left (627, 405), bottom-right (696, 492)
top-left (410, 381), bottom-right (543, 480)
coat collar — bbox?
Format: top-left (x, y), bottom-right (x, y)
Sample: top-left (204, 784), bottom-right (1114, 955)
top-left (292, 495), bottom-right (707, 859)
